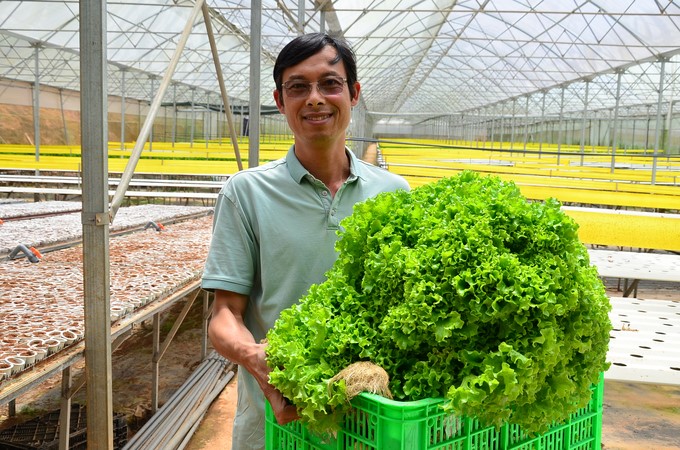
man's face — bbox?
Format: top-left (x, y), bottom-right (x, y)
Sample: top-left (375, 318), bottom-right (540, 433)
top-left (273, 45), bottom-right (360, 147)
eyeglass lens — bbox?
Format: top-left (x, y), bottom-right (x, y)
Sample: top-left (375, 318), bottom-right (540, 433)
top-left (283, 77), bottom-right (346, 98)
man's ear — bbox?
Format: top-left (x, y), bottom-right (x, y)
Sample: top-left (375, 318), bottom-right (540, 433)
top-left (274, 89), bottom-right (285, 113)
top-left (350, 82), bottom-right (361, 107)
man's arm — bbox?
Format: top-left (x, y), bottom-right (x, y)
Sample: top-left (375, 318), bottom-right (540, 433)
top-left (208, 289), bottom-right (299, 425)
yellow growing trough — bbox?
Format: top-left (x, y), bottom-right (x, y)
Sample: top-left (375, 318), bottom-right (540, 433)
top-left (2, 139), bottom-right (679, 250)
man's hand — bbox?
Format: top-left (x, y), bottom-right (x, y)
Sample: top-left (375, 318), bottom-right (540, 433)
top-left (209, 290), bottom-right (300, 424)
top-left (261, 378), bottom-right (300, 425)
top-left (252, 343), bottom-right (300, 425)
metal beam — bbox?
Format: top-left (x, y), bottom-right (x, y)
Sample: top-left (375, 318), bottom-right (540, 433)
top-left (79, 0), bottom-right (113, 448)
top-left (557, 86), bottom-right (565, 164)
top-left (109, 0), bottom-right (206, 220)
top-left (202, 1), bottom-right (243, 171)
top-left (121, 69), bottom-right (126, 150)
top-left (652, 58), bottom-right (666, 184)
top-left (249, 0), bottom-right (262, 168)
top-left (610, 70), bottom-right (623, 173)
top-left (58, 366), bottom-right (72, 450)
top-left (32, 43), bottom-right (40, 164)
top-left (579, 81), bottom-right (590, 165)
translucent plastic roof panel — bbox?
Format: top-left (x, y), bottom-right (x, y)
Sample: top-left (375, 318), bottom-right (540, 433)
top-left (0, 0), bottom-right (679, 119)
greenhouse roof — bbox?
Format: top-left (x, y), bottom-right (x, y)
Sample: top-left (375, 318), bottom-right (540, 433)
top-left (1, 0), bottom-right (679, 120)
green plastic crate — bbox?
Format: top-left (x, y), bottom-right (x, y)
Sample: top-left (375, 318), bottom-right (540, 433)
top-left (265, 374), bottom-right (604, 450)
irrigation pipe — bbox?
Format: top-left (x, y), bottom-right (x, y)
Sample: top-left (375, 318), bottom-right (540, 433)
top-left (123, 352), bottom-right (235, 450)
top-left (158, 368), bottom-right (231, 449)
top-left (123, 359), bottom-right (209, 448)
top-left (169, 370), bottom-right (235, 450)
top-left (126, 357), bottom-right (226, 449)
top-left (126, 359), bottom-right (227, 449)
top-left (146, 364), bottom-right (220, 449)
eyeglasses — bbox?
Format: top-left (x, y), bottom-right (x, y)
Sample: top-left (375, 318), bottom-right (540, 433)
top-left (281, 76), bottom-right (347, 98)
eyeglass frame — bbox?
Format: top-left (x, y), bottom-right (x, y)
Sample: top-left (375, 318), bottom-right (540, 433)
top-left (281, 76), bottom-right (348, 98)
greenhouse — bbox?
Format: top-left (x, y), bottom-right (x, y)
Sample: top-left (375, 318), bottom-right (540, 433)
top-left (1, 1), bottom-right (680, 161)
top-left (1, 1), bottom-right (679, 450)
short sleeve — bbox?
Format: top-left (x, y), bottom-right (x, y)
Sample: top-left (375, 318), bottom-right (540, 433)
top-left (201, 182), bottom-right (258, 295)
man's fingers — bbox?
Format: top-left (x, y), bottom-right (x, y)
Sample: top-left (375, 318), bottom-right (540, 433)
top-left (264, 386), bottom-right (300, 424)
top-left (274, 403), bottom-right (299, 425)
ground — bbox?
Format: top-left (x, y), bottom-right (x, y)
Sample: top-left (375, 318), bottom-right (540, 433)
top-left (1, 282), bottom-right (679, 450)
top-left (601, 380), bottom-right (680, 450)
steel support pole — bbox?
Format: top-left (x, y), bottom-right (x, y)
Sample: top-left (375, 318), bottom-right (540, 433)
top-left (610, 70), bottom-right (623, 173)
top-left (156, 290), bottom-right (200, 362)
top-left (172, 84), bottom-right (177, 147)
top-left (645, 105), bottom-right (652, 150)
top-left (489, 108), bottom-right (495, 149)
top-left (539, 91), bottom-right (546, 157)
top-left (190, 88), bottom-right (195, 147)
top-left (163, 95), bottom-right (168, 142)
top-left (109, 0), bottom-right (205, 219)
top-left (149, 76), bottom-right (155, 152)
top-left (580, 81), bottom-right (590, 165)
top-left (59, 89), bottom-right (69, 147)
top-left (121, 69), bottom-right (126, 150)
top-left (498, 102), bottom-right (504, 150)
top-left (32, 44), bottom-right (40, 165)
top-left (483, 107), bottom-right (488, 148)
top-left (79, 0), bottom-right (114, 448)
top-left (510, 98), bottom-right (516, 151)
top-left (152, 313), bottom-right (161, 413)
top-left (652, 58), bottom-right (667, 184)
top-left (557, 86), bottom-right (565, 164)
top-left (447, 115), bottom-right (451, 144)
top-left (249, 0), bottom-right (262, 167)
top-left (218, 103), bottom-right (223, 145)
top-left (241, 104), bottom-right (245, 136)
top-left (523, 96), bottom-right (529, 153)
top-left (630, 108), bottom-right (636, 152)
top-left (298, 1), bottom-right (305, 34)
top-left (666, 99), bottom-right (674, 157)
top-left (58, 366), bottom-right (72, 450)
top-left (206, 92), bottom-right (210, 149)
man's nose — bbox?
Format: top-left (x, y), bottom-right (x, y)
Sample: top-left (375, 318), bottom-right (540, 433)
top-left (306, 83), bottom-right (326, 104)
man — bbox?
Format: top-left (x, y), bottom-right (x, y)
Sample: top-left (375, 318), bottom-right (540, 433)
top-left (201, 32), bottom-right (409, 450)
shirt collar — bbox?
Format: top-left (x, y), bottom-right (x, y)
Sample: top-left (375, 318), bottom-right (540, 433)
top-left (286, 145), bottom-right (363, 184)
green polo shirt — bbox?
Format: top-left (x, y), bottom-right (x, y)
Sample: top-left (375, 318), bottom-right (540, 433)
top-left (201, 145), bottom-right (409, 450)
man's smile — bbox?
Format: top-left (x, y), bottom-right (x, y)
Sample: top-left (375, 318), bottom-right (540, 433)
top-left (304, 113), bottom-right (332, 122)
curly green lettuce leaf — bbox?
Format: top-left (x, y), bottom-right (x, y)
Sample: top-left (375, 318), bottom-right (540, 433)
top-left (266, 170), bottom-right (611, 435)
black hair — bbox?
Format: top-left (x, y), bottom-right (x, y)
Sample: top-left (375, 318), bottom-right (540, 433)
top-left (273, 33), bottom-right (357, 104)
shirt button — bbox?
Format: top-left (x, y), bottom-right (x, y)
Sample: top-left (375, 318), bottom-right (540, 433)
top-left (321, 191), bottom-right (328, 197)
